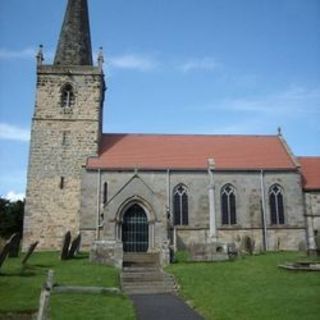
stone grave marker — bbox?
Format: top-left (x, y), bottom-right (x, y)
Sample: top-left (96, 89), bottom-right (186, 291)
top-left (0, 234), bottom-right (17, 269)
top-left (60, 231), bottom-right (71, 260)
top-left (68, 233), bottom-right (81, 259)
top-left (22, 241), bottom-right (39, 265)
top-left (8, 233), bottom-right (21, 257)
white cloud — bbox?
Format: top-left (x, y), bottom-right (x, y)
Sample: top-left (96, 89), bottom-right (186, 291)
top-left (0, 48), bottom-right (35, 60)
top-left (179, 57), bottom-right (219, 73)
top-left (109, 54), bottom-right (158, 71)
top-left (0, 47), bottom-right (54, 62)
top-left (4, 191), bottom-right (25, 202)
top-left (209, 86), bottom-right (320, 116)
top-left (0, 123), bottom-right (30, 142)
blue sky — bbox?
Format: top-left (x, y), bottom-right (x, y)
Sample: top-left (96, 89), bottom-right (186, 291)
top-left (0, 0), bottom-right (319, 200)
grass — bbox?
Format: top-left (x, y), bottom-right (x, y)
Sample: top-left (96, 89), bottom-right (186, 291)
top-left (168, 252), bottom-right (320, 320)
top-left (0, 252), bottom-right (135, 319)
top-left (2, 251), bottom-right (319, 320)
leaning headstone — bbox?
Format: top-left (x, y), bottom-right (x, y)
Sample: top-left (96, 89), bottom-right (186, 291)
top-left (60, 231), bottom-right (71, 260)
top-left (68, 233), bottom-right (81, 259)
top-left (8, 233), bottom-right (21, 257)
top-left (22, 241), bottom-right (39, 265)
top-left (0, 234), bottom-right (16, 269)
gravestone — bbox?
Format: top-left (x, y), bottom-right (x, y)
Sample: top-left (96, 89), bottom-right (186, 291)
top-left (8, 233), bottom-right (21, 257)
top-left (60, 231), bottom-right (71, 260)
top-left (0, 234), bottom-right (17, 269)
top-left (68, 233), bottom-right (81, 259)
top-left (22, 241), bottom-right (39, 265)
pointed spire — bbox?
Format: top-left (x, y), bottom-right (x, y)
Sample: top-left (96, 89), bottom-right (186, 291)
top-left (54, 0), bottom-right (93, 66)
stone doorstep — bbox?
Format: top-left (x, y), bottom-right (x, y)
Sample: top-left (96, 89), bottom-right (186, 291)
top-left (123, 253), bottom-right (160, 265)
top-left (122, 266), bottom-right (160, 272)
top-left (122, 275), bottom-right (170, 282)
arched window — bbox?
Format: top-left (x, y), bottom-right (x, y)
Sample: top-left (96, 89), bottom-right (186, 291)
top-left (61, 84), bottom-right (75, 108)
top-left (221, 184), bottom-right (237, 225)
top-left (173, 184), bottom-right (188, 225)
top-left (269, 184), bottom-right (285, 224)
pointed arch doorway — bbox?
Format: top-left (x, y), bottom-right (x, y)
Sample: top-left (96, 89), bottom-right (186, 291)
top-left (122, 204), bottom-right (149, 252)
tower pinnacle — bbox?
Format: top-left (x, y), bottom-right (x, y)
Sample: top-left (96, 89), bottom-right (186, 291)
top-left (54, 0), bottom-right (93, 66)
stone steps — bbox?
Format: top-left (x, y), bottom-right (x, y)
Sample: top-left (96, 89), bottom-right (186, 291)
top-left (121, 253), bottom-right (177, 295)
top-left (123, 252), bottom-right (160, 267)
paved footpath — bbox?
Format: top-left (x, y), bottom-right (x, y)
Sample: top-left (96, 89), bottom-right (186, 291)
top-left (130, 293), bottom-right (203, 320)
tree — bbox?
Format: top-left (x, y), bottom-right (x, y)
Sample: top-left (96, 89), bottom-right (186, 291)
top-left (0, 197), bottom-right (24, 239)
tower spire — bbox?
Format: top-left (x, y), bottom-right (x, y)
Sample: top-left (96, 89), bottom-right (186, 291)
top-left (54, 0), bottom-right (93, 66)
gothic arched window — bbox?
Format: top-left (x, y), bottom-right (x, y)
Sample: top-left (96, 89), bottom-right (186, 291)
top-left (221, 184), bottom-right (237, 225)
top-left (173, 184), bottom-right (188, 225)
top-left (269, 184), bottom-right (285, 225)
top-left (61, 84), bottom-right (75, 108)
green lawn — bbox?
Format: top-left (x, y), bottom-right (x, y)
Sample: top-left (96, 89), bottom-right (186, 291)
top-left (0, 252), bottom-right (135, 320)
top-left (1, 251), bottom-right (319, 320)
top-left (168, 252), bottom-right (320, 320)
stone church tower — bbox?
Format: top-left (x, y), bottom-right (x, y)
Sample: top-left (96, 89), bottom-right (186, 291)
top-left (23, 0), bottom-right (105, 249)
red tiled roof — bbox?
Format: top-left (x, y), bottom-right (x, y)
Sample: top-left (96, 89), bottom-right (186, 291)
top-left (87, 133), bottom-right (297, 170)
top-left (298, 157), bottom-right (320, 190)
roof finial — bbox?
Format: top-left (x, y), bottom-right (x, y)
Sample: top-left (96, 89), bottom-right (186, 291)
top-left (277, 127), bottom-right (282, 136)
top-left (36, 44), bottom-right (44, 66)
top-left (97, 47), bottom-right (105, 71)
top-left (208, 158), bottom-right (215, 169)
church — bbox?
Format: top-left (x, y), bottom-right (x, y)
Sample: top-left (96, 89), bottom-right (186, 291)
top-left (23, 0), bottom-right (320, 267)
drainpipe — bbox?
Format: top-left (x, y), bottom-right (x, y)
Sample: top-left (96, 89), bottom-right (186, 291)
top-left (260, 170), bottom-right (268, 251)
top-left (166, 169), bottom-right (172, 248)
top-left (96, 169), bottom-right (101, 241)
top-left (166, 169), bottom-right (171, 215)
top-left (208, 159), bottom-right (217, 241)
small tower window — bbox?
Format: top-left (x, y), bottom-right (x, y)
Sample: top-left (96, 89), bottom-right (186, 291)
top-left (59, 177), bottom-right (65, 189)
top-left (62, 131), bottom-right (70, 146)
top-left (61, 84), bottom-right (75, 108)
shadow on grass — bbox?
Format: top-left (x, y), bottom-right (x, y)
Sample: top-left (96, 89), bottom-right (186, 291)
top-left (32, 264), bottom-right (55, 268)
top-left (0, 309), bottom-right (37, 320)
top-left (71, 255), bottom-right (88, 260)
top-left (0, 270), bottom-right (37, 277)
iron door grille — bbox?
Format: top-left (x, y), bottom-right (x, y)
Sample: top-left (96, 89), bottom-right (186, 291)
top-left (122, 204), bottom-right (149, 252)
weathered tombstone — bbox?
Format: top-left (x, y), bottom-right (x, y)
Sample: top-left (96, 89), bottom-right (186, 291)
top-left (22, 241), bottom-right (39, 265)
top-left (68, 233), bottom-right (81, 259)
top-left (8, 233), bottom-right (21, 257)
top-left (60, 231), bottom-right (71, 260)
top-left (0, 234), bottom-right (17, 269)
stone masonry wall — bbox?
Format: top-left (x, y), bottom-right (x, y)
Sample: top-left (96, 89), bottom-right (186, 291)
top-left (80, 169), bottom-right (306, 251)
top-left (304, 191), bottom-right (320, 250)
top-left (23, 65), bottom-right (104, 250)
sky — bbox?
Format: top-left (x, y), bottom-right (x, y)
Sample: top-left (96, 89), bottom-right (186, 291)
top-left (0, 0), bottom-right (319, 200)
